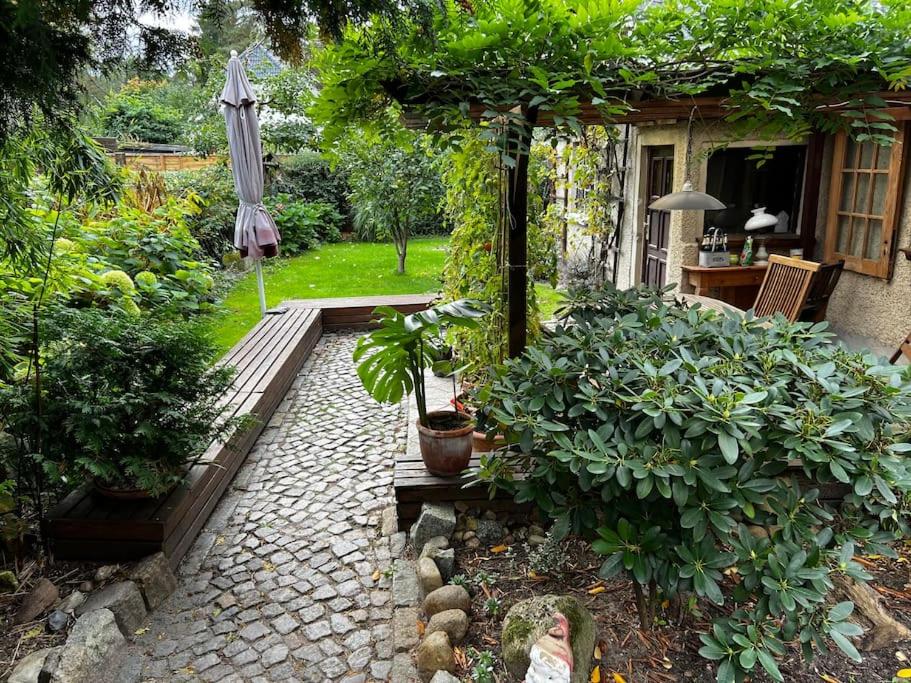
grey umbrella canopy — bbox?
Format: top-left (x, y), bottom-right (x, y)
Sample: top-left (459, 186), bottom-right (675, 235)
top-left (221, 49), bottom-right (280, 316)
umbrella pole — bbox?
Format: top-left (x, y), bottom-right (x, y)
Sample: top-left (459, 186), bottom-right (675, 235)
top-left (255, 260), bottom-right (267, 318)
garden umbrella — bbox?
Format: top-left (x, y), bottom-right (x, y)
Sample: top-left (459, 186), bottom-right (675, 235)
top-left (220, 49), bottom-right (280, 318)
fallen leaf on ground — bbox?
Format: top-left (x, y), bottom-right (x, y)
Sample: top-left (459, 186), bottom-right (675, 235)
top-left (590, 665), bottom-right (600, 682)
top-left (134, 627), bottom-right (149, 636)
top-left (612, 674), bottom-right (627, 683)
top-left (372, 569), bottom-right (381, 582)
top-left (416, 620), bottom-right (425, 637)
top-left (588, 586), bottom-right (606, 595)
top-left (23, 626), bottom-right (42, 639)
top-left (594, 644), bottom-right (602, 658)
top-left (896, 669), bottom-right (911, 679)
top-left (819, 675), bottom-right (840, 683)
top-left (262, 560), bottom-right (275, 572)
top-left (490, 545), bottom-right (508, 553)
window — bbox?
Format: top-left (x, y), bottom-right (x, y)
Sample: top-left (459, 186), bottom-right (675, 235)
top-left (825, 126), bottom-right (907, 278)
top-left (703, 145), bottom-right (807, 236)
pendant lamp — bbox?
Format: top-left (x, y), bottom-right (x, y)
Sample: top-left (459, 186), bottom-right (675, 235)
top-left (648, 107), bottom-right (725, 211)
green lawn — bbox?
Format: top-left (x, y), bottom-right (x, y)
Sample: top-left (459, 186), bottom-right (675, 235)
top-left (208, 238), bottom-right (449, 352)
top-left (206, 236), bottom-right (567, 354)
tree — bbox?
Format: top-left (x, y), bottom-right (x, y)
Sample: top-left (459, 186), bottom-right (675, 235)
top-left (343, 133), bottom-right (443, 274)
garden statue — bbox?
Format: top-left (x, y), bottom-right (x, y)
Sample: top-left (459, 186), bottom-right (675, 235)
top-left (525, 612), bottom-right (573, 683)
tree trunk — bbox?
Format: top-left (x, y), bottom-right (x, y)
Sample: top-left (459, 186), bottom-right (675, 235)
top-left (834, 575), bottom-right (911, 651)
top-left (397, 244), bottom-right (406, 274)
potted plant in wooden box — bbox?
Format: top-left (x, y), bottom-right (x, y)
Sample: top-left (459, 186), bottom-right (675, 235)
top-left (34, 309), bottom-right (243, 499)
top-left (354, 300), bottom-right (489, 476)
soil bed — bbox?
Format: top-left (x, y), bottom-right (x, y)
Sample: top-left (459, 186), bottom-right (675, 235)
top-left (449, 524), bottom-right (911, 682)
top-left (0, 559), bottom-right (96, 679)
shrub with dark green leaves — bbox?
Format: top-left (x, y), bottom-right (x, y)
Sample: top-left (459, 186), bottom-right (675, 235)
top-left (165, 164), bottom-right (238, 262)
top-left (267, 152), bottom-right (351, 228)
top-left (0, 308), bottom-right (241, 497)
top-left (266, 195), bottom-right (342, 256)
top-left (477, 283), bottom-right (911, 683)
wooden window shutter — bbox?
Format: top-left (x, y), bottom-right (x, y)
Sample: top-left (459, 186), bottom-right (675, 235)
top-left (824, 123), bottom-right (908, 278)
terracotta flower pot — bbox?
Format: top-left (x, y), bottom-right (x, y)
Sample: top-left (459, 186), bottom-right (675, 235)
top-left (92, 477), bottom-right (177, 501)
top-left (417, 410), bottom-right (475, 477)
top-left (472, 431), bottom-right (506, 453)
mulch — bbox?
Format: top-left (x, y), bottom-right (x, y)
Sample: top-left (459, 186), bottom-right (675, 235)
top-left (0, 559), bottom-right (96, 680)
top-left (450, 535), bottom-right (911, 683)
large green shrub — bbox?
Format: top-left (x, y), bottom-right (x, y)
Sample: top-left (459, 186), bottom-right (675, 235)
top-left (70, 198), bottom-right (217, 314)
top-left (165, 164), bottom-right (238, 262)
top-left (265, 195), bottom-right (343, 255)
top-left (100, 79), bottom-right (184, 144)
top-left (0, 308), bottom-right (239, 497)
top-left (267, 152), bottom-right (352, 227)
top-left (478, 283), bottom-right (911, 683)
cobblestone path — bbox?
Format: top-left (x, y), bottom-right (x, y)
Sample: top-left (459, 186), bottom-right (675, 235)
top-left (128, 332), bottom-right (405, 682)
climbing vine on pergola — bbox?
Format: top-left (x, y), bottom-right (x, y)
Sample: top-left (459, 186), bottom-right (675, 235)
top-left (312, 0), bottom-right (911, 354)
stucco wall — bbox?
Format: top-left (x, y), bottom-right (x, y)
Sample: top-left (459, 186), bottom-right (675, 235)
top-left (813, 139), bottom-right (911, 356)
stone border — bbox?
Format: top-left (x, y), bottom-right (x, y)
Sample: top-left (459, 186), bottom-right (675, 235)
top-left (8, 553), bottom-right (177, 683)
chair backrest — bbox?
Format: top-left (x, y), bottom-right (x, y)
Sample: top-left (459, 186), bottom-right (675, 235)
top-left (890, 332), bottom-right (911, 365)
top-left (752, 254), bottom-right (821, 322)
top-left (799, 260), bottom-right (845, 323)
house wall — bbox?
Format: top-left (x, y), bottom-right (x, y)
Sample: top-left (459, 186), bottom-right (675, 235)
top-left (812, 139), bottom-right (911, 356)
top-left (615, 121), bottom-right (721, 292)
top-left (611, 119), bottom-right (910, 357)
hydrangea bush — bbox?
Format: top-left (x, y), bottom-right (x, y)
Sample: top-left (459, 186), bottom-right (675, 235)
top-left (477, 284), bottom-right (911, 682)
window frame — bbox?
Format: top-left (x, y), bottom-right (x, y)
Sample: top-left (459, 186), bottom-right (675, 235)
top-left (824, 117), bottom-right (908, 279)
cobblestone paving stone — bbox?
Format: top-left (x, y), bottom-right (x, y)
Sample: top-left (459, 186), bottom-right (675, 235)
top-left (128, 332), bottom-right (405, 682)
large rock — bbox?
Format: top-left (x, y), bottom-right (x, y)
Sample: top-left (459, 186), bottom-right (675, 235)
top-left (8, 647), bottom-right (60, 683)
top-left (76, 582), bottom-right (146, 637)
top-left (42, 609), bottom-right (126, 683)
top-left (410, 504), bottom-right (456, 555)
top-left (475, 519), bottom-right (503, 545)
top-left (392, 559), bottom-right (421, 607)
top-left (15, 579), bottom-right (59, 624)
top-left (426, 609), bottom-right (469, 645)
top-left (430, 672), bottom-right (460, 683)
top-left (501, 594), bottom-right (596, 683)
top-left (422, 585), bottom-right (471, 618)
top-left (417, 558), bottom-right (443, 595)
top-left (414, 631), bottom-right (455, 679)
top-left (56, 590), bottom-right (86, 615)
top-left (128, 553), bottom-right (177, 610)
top-left (431, 549), bottom-right (455, 580)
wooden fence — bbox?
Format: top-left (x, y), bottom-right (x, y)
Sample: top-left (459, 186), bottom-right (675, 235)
top-left (110, 152), bottom-right (224, 172)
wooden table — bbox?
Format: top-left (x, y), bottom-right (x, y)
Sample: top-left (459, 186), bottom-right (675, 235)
top-left (679, 293), bottom-right (746, 316)
top-left (680, 264), bottom-right (768, 310)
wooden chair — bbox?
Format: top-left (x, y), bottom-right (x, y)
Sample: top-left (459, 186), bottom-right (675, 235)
top-left (752, 255), bottom-right (820, 322)
top-left (890, 332), bottom-right (911, 364)
top-left (799, 260), bottom-right (845, 323)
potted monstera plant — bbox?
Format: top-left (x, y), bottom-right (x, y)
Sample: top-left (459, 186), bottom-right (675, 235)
top-left (354, 300), bottom-right (489, 476)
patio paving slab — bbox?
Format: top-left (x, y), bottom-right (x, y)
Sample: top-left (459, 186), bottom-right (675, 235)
top-left (124, 332), bottom-right (406, 681)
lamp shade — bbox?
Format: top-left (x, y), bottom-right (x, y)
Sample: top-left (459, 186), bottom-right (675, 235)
top-left (744, 207), bottom-right (778, 231)
top-left (648, 180), bottom-right (726, 211)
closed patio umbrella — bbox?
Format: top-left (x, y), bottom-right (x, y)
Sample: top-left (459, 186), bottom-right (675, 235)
top-left (220, 49), bottom-right (280, 318)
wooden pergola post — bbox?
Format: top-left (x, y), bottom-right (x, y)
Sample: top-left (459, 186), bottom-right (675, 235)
top-left (506, 106), bottom-right (537, 357)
